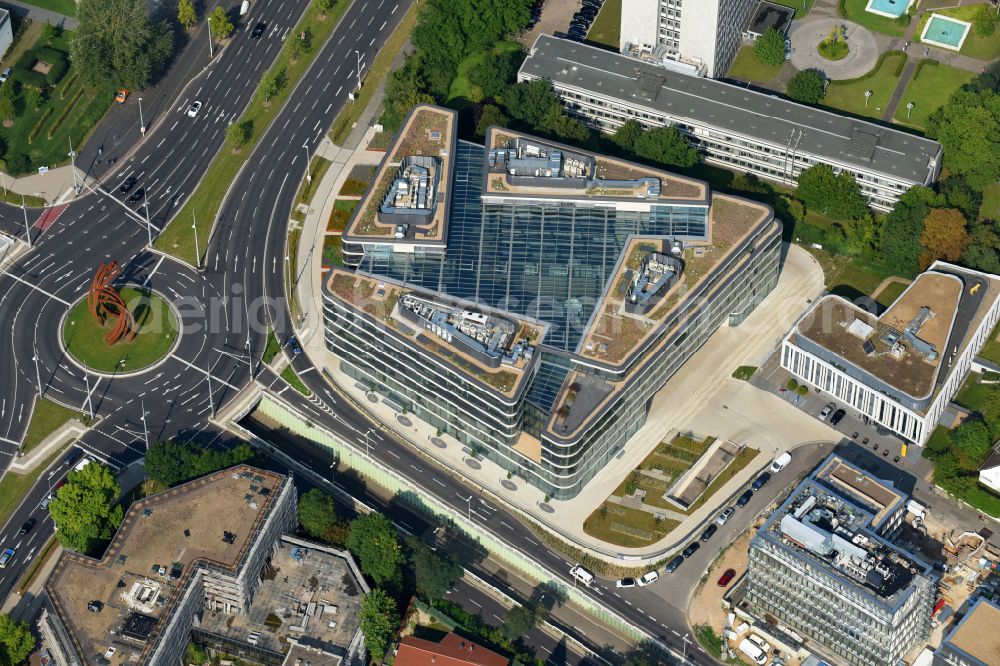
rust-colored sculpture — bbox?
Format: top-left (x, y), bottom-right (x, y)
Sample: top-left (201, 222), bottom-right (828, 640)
top-left (87, 262), bottom-right (137, 345)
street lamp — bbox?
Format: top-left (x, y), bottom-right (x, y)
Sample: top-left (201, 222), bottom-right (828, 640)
top-left (20, 194), bottom-right (31, 248)
top-left (864, 90), bottom-right (873, 108)
top-left (142, 196), bottom-right (153, 247)
top-left (354, 49), bottom-right (362, 92)
top-left (906, 101), bottom-right (915, 119)
top-left (304, 143), bottom-right (312, 183)
top-left (204, 359), bottom-right (215, 418)
top-left (138, 97), bottom-right (145, 135)
top-left (462, 494), bottom-right (472, 521)
top-left (192, 211), bottom-right (201, 269)
top-left (682, 634), bottom-right (691, 661)
top-left (362, 428), bottom-right (375, 456)
top-left (32, 346), bottom-right (43, 398)
top-left (83, 373), bottom-right (95, 420)
top-left (67, 138), bottom-right (78, 194)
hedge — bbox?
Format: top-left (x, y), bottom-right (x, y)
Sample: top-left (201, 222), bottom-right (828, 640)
top-left (45, 57), bottom-right (68, 85)
top-left (13, 67), bottom-right (48, 90)
top-left (913, 59), bottom-right (939, 80)
top-left (60, 73), bottom-right (78, 99)
top-left (833, 50), bottom-right (906, 85)
top-left (27, 107), bottom-right (52, 144)
top-left (47, 87), bottom-right (84, 139)
top-left (836, 0), bottom-right (847, 18)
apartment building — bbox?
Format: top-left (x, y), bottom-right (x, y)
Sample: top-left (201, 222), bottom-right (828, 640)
top-left (518, 34), bottom-right (943, 211)
top-left (746, 454), bottom-right (937, 666)
top-left (620, 0), bottom-right (758, 76)
top-left (326, 105), bottom-right (782, 499)
top-left (781, 263), bottom-right (1000, 446)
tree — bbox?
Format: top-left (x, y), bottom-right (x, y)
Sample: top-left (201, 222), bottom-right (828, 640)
top-left (145, 440), bottom-right (254, 487)
top-left (380, 56), bottom-right (434, 130)
top-left (475, 104), bottom-right (509, 138)
top-left (407, 537), bottom-right (462, 600)
top-left (0, 615), bottom-right (34, 666)
top-left (360, 588), bottom-right (399, 662)
top-left (177, 0), bottom-right (197, 29)
top-left (939, 175), bottom-right (983, 220)
top-left (633, 125), bottom-right (700, 168)
top-left (298, 489), bottom-right (340, 540)
top-left (927, 88), bottom-right (1000, 191)
top-left (226, 119), bottom-right (253, 151)
top-left (503, 79), bottom-right (561, 126)
top-left (314, 0), bottom-right (337, 18)
top-left (469, 48), bottom-right (524, 100)
top-left (540, 105), bottom-right (590, 142)
top-left (796, 164), bottom-right (869, 221)
top-left (49, 463), bottom-right (124, 553)
top-left (878, 186), bottom-right (943, 275)
top-left (919, 207), bottom-right (970, 268)
top-left (5, 153), bottom-right (29, 175)
top-left (787, 69), bottom-right (826, 104)
top-left (40, 22), bottom-right (58, 44)
top-left (73, 0), bottom-right (175, 92)
top-left (501, 603), bottom-right (543, 641)
top-left (754, 27), bottom-right (786, 66)
top-left (611, 119), bottom-right (644, 154)
top-left (951, 417), bottom-right (991, 465)
top-left (260, 68), bottom-right (287, 105)
top-left (963, 222), bottom-right (1000, 274)
top-left (289, 29), bottom-right (312, 62)
top-left (208, 6), bottom-right (234, 40)
top-left (347, 513), bottom-right (404, 587)
top-left (24, 87), bottom-right (44, 111)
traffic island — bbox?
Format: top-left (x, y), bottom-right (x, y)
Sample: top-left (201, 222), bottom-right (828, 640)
top-left (61, 286), bottom-right (179, 374)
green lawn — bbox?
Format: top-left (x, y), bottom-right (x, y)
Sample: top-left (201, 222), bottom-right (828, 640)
top-left (824, 52), bottom-right (907, 119)
top-left (979, 319), bottom-right (1000, 365)
top-left (727, 45), bottom-right (783, 82)
top-left (915, 5), bottom-right (1000, 61)
top-left (769, 0), bottom-right (815, 17)
top-left (0, 442), bottom-right (72, 532)
top-left (954, 373), bottom-right (992, 413)
top-left (982, 184), bottom-right (1000, 222)
top-left (447, 40), bottom-right (522, 105)
top-left (158, 0), bottom-right (353, 266)
top-left (842, 0), bottom-right (909, 36)
top-left (327, 199), bottom-right (357, 232)
top-left (322, 235), bottom-right (344, 267)
top-left (12, 0), bottom-right (76, 17)
top-left (874, 280), bottom-right (908, 309)
top-left (62, 286), bottom-right (178, 373)
top-left (586, 0), bottom-right (622, 49)
top-left (583, 502), bottom-right (679, 547)
top-left (0, 30), bottom-right (111, 176)
top-left (892, 61), bottom-right (974, 130)
top-left (262, 328), bottom-right (281, 365)
top-left (290, 156), bottom-right (333, 223)
top-left (22, 398), bottom-right (84, 454)
top-left (281, 365), bottom-right (312, 396)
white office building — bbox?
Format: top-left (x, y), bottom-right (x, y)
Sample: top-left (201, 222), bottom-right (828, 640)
top-left (620, 0), bottom-right (758, 76)
top-left (780, 263), bottom-right (1000, 446)
top-left (519, 34), bottom-right (943, 211)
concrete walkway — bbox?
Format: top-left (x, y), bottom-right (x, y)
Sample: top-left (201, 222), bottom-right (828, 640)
top-left (1, 164), bottom-right (92, 205)
top-left (789, 17), bottom-right (882, 80)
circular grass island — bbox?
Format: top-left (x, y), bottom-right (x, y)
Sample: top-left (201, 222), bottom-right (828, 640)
top-left (62, 286), bottom-right (179, 374)
top-left (818, 38), bottom-right (851, 60)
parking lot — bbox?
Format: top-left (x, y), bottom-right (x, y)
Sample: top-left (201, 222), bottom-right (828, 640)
top-left (519, 0), bottom-right (586, 47)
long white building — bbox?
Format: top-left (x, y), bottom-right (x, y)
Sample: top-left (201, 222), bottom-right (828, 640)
top-left (519, 34), bottom-right (943, 211)
top-left (780, 263), bottom-right (1000, 446)
top-left (620, 0), bottom-right (758, 76)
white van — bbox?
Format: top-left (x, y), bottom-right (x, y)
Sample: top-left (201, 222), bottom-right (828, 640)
top-left (770, 452), bottom-right (792, 473)
top-left (569, 564), bottom-right (595, 587)
top-left (73, 457), bottom-right (92, 473)
top-left (738, 637), bottom-right (767, 665)
top-left (240, 0), bottom-right (251, 15)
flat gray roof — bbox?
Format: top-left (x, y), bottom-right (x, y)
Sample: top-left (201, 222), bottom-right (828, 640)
top-left (520, 34), bottom-right (942, 184)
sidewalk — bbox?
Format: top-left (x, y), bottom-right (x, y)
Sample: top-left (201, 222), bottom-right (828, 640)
top-left (2, 165), bottom-right (93, 205)
top-left (7, 419), bottom-right (88, 475)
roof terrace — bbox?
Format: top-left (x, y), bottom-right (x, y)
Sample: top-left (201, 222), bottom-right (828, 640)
top-left (796, 272), bottom-right (963, 399)
top-left (484, 128), bottom-right (707, 203)
top-left (344, 105), bottom-right (456, 243)
top-left (326, 270), bottom-right (545, 397)
top-left (45, 466), bottom-right (285, 666)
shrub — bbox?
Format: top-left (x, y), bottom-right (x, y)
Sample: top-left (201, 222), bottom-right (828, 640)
top-left (913, 59), bottom-right (939, 80)
top-left (46, 87), bottom-right (84, 139)
top-left (59, 75), bottom-right (78, 99)
top-left (974, 5), bottom-right (998, 37)
top-left (13, 68), bottom-right (48, 90)
top-left (5, 153), bottom-right (30, 175)
top-left (754, 27), bottom-right (787, 66)
top-left (893, 54), bottom-right (906, 77)
top-left (28, 107), bottom-right (52, 144)
top-left (732, 365), bottom-right (757, 381)
top-left (786, 378), bottom-right (799, 391)
top-left (797, 385), bottom-right (808, 396)
top-left (836, 0), bottom-right (847, 18)
top-left (45, 57), bottom-right (68, 86)
top-left (895, 13), bottom-right (910, 28)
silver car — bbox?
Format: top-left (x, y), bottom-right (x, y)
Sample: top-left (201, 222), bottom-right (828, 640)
top-left (819, 402), bottom-right (836, 421)
top-left (716, 507), bottom-right (735, 525)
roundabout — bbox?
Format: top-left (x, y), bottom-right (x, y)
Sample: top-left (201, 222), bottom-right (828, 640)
top-left (789, 17), bottom-right (880, 79)
top-left (61, 286), bottom-right (180, 375)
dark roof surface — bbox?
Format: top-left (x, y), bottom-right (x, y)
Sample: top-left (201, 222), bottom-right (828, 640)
top-left (520, 34), bottom-right (942, 183)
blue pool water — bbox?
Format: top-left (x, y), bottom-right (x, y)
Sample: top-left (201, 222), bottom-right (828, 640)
top-left (866, 0), bottom-right (910, 18)
top-left (924, 15), bottom-right (969, 48)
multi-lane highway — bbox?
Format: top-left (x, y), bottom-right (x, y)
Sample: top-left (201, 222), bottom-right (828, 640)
top-left (0, 0), bottom-right (827, 662)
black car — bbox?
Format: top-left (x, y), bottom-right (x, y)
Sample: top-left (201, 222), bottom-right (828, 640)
top-left (665, 554), bottom-right (685, 573)
top-left (830, 408), bottom-right (846, 425)
top-left (18, 518), bottom-right (36, 535)
top-left (64, 448), bottom-right (82, 467)
top-left (118, 176), bottom-right (137, 195)
top-left (751, 472), bottom-right (771, 491)
top-left (682, 542), bottom-right (701, 558)
top-left (250, 22), bottom-right (267, 39)
top-left (128, 187), bottom-right (145, 203)
top-left (736, 489), bottom-right (754, 506)
top-left (700, 524), bottom-right (718, 542)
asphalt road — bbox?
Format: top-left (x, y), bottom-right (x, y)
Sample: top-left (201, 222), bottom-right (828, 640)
top-left (0, 0), bottom-right (837, 661)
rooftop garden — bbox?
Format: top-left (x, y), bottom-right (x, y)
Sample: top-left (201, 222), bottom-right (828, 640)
top-left (390, 108), bottom-right (451, 161)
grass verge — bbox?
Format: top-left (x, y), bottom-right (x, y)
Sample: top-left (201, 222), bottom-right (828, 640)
top-left (156, 0), bottom-right (351, 266)
top-left (16, 536), bottom-right (57, 594)
top-left (21, 398), bottom-right (84, 454)
top-left (330, 1), bottom-right (419, 144)
top-left (892, 60), bottom-right (974, 130)
top-left (281, 365), bottom-right (312, 396)
top-left (262, 328), bottom-right (281, 365)
top-left (290, 156), bottom-right (333, 223)
top-left (0, 441), bottom-right (72, 530)
top-left (586, 0), bottom-right (622, 50)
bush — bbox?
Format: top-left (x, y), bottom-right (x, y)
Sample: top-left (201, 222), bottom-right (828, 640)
top-left (786, 378), bottom-right (798, 391)
top-left (974, 6), bottom-right (998, 37)
top-left (732, 366), bottom-right (757, 381)
top-left (46, 87), bottom-right (83, 139)
top-left (913, 59), bottom-right (939, 80)
top-left (12, 68), bottom-right (48, 90)
top-left (787, 69), bottom-right (826, 104)
top-left (895, 13), bottom-right (910, 28)
top-left (45, 57), bottom-right (68, 85)
top-left (836, 0), bottom-right (847, 18)
top-left (5, 153), bottom-right (31, 175)
top-left (28, 107), bottom-right (52, 144)
top-left (797, 384), bottom-right (808, 396)
top-left (754, 27), bottom-right (787, 66)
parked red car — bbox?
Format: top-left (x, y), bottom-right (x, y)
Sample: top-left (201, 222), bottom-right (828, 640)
top-left (717, 568), bottom-right (737, 587)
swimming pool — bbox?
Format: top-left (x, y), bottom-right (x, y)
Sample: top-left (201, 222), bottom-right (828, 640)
top-left (865, 0), bottom-right (912, 19)
top-left (920, 13), bottom-right (972, 51)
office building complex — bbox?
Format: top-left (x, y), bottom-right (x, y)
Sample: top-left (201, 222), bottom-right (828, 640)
top-left (746, 454), bottom-right (937, 666)
top-left (619, 0), bottom-right (757, 76)
top-left (518, 34), bottom-right (942, 211)
top-left (781, 263), bottom-right (1000, 446)
top-left (41, 466), bottom-right (367, 666)
top-left (933, 597), bottom-right (1000, 666)
top-left (326, 105), bottom-right (782, 499)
